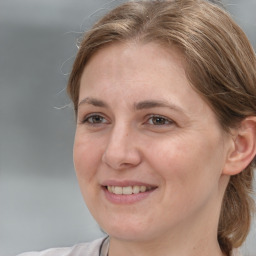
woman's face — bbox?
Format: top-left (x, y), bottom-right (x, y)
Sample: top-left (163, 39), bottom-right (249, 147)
top-left (73, 42), bottom-right (232, 242)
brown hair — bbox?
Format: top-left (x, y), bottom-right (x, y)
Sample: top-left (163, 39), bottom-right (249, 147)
top-left (67, 0), bottom-right (256, 255)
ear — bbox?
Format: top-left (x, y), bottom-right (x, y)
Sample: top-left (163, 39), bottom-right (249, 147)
top-left (223, 116), bottom-right (256, 176)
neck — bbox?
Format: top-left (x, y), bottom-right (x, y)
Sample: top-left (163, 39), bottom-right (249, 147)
top-left (108, 233), bottom-right (225, 256)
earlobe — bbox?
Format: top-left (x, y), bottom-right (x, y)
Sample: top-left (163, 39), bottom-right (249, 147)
top-left (223, 116), bottom-right (256, 176)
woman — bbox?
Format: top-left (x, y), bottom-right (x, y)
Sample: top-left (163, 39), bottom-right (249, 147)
top-left (19, 0), bottom-right (256, 256)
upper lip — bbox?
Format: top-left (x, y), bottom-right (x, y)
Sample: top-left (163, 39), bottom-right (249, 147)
top-left (101, 180), bottom-right (158, 188)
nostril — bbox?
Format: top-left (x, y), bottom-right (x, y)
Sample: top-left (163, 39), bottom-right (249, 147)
top-left (102, 148), bottom-right (141, 170)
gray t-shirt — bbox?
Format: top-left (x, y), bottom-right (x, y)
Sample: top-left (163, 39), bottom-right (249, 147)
top-left (17, 237), bottom-right (106, 256)
top-left (17, 237), bottom-right (242, 256)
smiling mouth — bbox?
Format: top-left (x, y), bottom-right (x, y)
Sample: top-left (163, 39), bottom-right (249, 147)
top-left (105, 185), bottom-right (155, 195)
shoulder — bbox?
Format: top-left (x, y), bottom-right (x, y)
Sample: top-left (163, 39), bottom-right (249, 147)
top-left (17, 237), bottom-right (105, 256)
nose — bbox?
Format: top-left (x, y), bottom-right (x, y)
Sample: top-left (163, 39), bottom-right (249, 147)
top-left (102, 124), bottom-right (141, 170)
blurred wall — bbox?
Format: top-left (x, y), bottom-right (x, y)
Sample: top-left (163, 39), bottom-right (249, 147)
top-left (0, 0), bottom-right (255, 255)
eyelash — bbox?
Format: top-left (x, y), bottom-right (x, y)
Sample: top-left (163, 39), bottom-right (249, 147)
top-left (80, 113), bottom-right (173, 127)
top-left (146, 115), bottom-right (174, 126)
top-left (81, 113), bottom-right (108, 125)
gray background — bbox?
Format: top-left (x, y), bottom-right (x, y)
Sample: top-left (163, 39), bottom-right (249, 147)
top-left (0, 0), bottom-right (255, 255)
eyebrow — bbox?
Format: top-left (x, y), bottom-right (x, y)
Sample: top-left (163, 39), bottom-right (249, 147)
top-left (78, 97), bottom-right (109, 108)
top-left (78, 97), bottom-right (185, 114)
top-left (134, 100), bottom-right (185, 114)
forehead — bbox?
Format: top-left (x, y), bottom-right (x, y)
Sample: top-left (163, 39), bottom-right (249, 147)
top-left (80, 41), bottom-right (187, 96)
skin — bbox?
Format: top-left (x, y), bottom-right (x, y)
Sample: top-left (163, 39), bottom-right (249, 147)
top-left (73, 42), bottom-right (233, 256)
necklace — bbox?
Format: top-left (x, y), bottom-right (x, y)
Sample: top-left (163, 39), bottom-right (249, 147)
top-left (99, 236), bottom-right (110, 256)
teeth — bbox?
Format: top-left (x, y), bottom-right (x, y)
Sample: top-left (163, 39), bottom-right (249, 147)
top-left (140, 186), bottom-right (146, 192)
top-left (114, 186), bottom-right (122, 195)
top-left (107, 185), bottom-right (152, 195)
top-left (123, 186), bottom-right (133, 195)
top-left (133, 186), bottom-right (140, 194)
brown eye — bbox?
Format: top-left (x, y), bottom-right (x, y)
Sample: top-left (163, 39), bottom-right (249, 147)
top-left (82, 114), bottom-right (107, 124)
top-left (148, 115), bottom-right (173, 125)
top-left (89, 115), bottom-right (103, 123)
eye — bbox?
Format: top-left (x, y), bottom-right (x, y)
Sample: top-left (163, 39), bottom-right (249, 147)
top-left (81, 114), bottom-right (108, 125)
top-left (147, 115), bottom-right (173, 126)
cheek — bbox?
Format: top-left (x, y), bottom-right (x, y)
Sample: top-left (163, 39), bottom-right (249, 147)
top-left (73, 134), bottom-right (103, 183)
top-left (147, 137), bottom-right (223, 219)
top-left (145, 134), bottom-right (222, 188)
top-left (144, 135), bottom-right (191, 171)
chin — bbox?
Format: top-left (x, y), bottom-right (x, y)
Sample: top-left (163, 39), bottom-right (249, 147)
top-left (100, 221), bottom-right (158, 242)
top-left (99, 218), bottom-right (141, 237)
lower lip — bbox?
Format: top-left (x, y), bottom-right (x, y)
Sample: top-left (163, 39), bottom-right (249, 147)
top-left (102, 187), bottom-right (156, 204)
